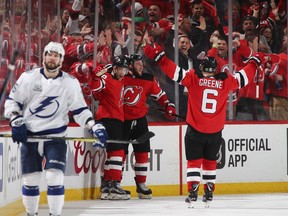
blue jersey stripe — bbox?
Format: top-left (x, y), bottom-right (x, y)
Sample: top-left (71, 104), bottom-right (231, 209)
top-left (27, 125), bottom-right (67, 135)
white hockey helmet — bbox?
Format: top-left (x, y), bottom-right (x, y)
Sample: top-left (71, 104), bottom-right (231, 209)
top-left (43, 42), bottom-right (65, 61)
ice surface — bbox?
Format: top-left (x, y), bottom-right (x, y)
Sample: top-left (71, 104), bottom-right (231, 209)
top-left (17, 194), bottom-right (288, 216)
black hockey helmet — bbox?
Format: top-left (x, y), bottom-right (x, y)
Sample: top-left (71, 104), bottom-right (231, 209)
top-left (130, 53), bottom-right (142, 62)
top-left (112, 56), bottom-right (129, 68)
top-left (200, 56), bottom-right (217, 73)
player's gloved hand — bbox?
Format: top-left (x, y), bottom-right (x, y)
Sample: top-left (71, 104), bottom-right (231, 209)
top-left (165, 102), bottom-right (176, 120)
top-left (144, 43), bottom-right (165, 62)
top-left (91, 122), bottom-right (108, 148)
top-left (247, 52), bottom-right (267, 67)
top-left (10, 115), bottom-right (27, 144)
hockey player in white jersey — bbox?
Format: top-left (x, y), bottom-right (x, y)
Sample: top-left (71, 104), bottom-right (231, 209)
top-left (4, 42), bottom-right (108, 216)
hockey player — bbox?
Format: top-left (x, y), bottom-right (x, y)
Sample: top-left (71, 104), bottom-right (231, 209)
top-left (4, 42), bottom-right (108, 216)
top-left (144, 42), bottom-right (266, 208)
top-left (123, 53), bottom-right (176, 199)
top-left (89, 56), bottom-right (130, 200)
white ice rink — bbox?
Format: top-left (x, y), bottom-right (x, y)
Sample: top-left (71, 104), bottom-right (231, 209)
top-left (17, 193), bottom-right (288, 216)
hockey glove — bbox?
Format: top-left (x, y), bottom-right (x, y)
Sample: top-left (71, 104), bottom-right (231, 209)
top-left (10, 115), bottom-right (27, 144)
top-left (91, 122), bottom-right (108, 148)
top-left (247, 53), bottom-right (267, 67)
top-left (165, 102), bottom-right (176, 120)
top-left (144, 43), bottom-right (165, 63)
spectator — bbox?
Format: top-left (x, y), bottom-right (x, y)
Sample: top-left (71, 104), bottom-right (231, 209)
top-left (221, 0), bottom-right (243, 33)
top-left (145, 4), bottom-right (172, 46)
top-left (235, 33), bottom-right (271, 121)
top-left (207, 34), bottom-right (252, 119)
top-left (266, 52), bottom-right (288, 120)
top-left (188, 0), bottom-right (216, 46)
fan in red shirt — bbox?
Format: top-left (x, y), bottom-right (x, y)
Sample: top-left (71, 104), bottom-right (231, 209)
top-left (207, 34), bottom-right (253, 117)
top-left (266, 52), bottom-right (288, 120)
top-left (89, 56), bottom-right (130, 201)
top-left (235, 33), bottom-right (280, 121)
top-left (123, 53), bottom-right (176, 199)
top-left (69, 59), bottom-right (94, 107)
top-left (144, 42), bottom-right (265, 208)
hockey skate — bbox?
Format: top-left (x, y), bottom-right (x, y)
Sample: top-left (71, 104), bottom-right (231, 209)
top-left (108, 181), bottom-right (130, 200)
top-left (185, 183), bottom-right (199, 208)
top-left (27, 213), bottom-right (38, 216)
top-left (100, 180), bottom-right (111, 200)
top-left (135, 177), bottom-right (152, 199)
top-left (202, 182), bottom-right (214, 208)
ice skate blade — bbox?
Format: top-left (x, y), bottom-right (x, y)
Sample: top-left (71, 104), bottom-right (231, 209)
top-left (108, 193), bottom-right (130, 200)
top-left (187, 201), bottom-right (196, 208)
top-left (185, 198), bottom-right (196, 208)
top-left (138, 193), bottom-right (152, 199)
top-left (100, 192), bottom-right (109, 200)
top-left (204, 201), bottom-right (211, 208)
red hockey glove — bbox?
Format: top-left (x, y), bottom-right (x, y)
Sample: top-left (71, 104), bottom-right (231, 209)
top-left (144, 43), bottom-right (165, 62)
top-left (165, 102), bottom-right (176, 120)
top-left (247, 52), bottom-right (267, 67)
top-left (91, 64), bottom-right (108, 79)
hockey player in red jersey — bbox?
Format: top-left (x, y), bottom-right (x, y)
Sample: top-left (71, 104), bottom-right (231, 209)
top-left (144, 42), bottom-right (265, 208)
top-left (89, 56), bottom-right (130, 200)
top-left (123, 53), bottom-right (176, 199)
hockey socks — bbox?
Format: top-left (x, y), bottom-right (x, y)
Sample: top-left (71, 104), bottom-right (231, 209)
top-left (22, 185), bottom-right (40, 215)
top-left (47, 185), bottom-right (65, 215)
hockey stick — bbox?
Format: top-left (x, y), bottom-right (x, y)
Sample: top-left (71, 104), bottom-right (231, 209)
top-left (0, 50), bottom-right (19, 106)
top-left (0, 131), bottom-right (155, 144)
top-left (148, 105), bottom-right (186, 120)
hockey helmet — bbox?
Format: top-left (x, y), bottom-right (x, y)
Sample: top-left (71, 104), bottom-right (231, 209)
top-left (129, 53), bottom-right (143, 62)
top-left (112, 56), bottom-right (129, 68)
top-left (43, 42), bottom-right (65, 61)
top-left (200, 56), bottom-right (217, 74)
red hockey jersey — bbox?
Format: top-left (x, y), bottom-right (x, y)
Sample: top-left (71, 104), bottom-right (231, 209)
top-left (157, 56), bottom-right (258, 133)
top-left (89, 72), bottom-right (125, 122)
top-left (123, 73), bottom-right (169, 120)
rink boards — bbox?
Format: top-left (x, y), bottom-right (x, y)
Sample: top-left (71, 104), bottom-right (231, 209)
top-left (0, 123), bottom-right (288, 213)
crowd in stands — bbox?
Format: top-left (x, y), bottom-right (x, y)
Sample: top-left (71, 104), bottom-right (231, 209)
top-left (0, 0), bottom-right (287, 121)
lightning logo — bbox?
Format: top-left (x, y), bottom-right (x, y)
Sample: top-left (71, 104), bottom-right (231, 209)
top-left (29, 96), bottom-right (60, 118)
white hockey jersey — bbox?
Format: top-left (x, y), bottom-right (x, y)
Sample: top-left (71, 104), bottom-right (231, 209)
top-left (4, 68), bottom-right (93, 136)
